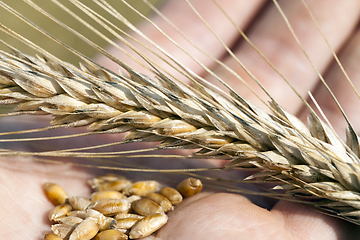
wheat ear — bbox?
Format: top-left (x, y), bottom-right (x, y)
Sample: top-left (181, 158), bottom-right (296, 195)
top-left (0, 0), bottom-right (360, 226)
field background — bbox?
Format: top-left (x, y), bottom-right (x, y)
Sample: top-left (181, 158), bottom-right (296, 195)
top-left (0, 0), bottom-right (163, 64)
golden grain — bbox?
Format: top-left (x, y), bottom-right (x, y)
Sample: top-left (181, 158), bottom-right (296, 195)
top-left (91, 191), bottom-right (126, 202)
top-left (131, 199), bottom-right (164, 216)
top-left (44, 233), bottom-right (63, 240)
top-left (89, 199), bottom-right (131, 216)
top-left (110, 218), bottom-right (140, 230)
top-left (93, 229), bottom-right (128, 240)
top-left (88, 174), bottom-right (125, 189)
top-left (96, 180), bottom-right (132, 192)
top-left (68, 217), bottom-right (99, 240)
top-left (123, 195), bottom-right (141, 204)
top-left (128, 213), bottom-right (168, 239)
top-left (159, 187), bottom-right (183, 205)
top-left (145, 192), bottom-right (173, 212)
top-left (80, 209), bottom-right (104, 219)
top-left (51, 223), bottom-right (77, 239)
top-left (44, 174), bottom-right (206, 238)
top-left (114, 213), bottom-right (144, 220)
top-left (68, 196), bottom-right (92, 211)
top-left (79, 209), bottom-right (116, 231)
top-left (99, 217), bottom-right (117, 232)
top-left (152, 119), bottom-right (198, 135)
top-left (43, 183), bottom-right (69, 206)
top-left (66, 210), bottom-right (86, 218)
top-left (123, 181), bottom-right (161, 197)
top-left (56, 216), bottom-right (84, 225)
top-left (176, 178), bottom-right (203, 198)
top-left (48, 203), bottom-right (72, 222)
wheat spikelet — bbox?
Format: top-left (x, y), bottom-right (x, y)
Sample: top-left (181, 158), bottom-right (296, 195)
top-left (1, 0), bottom-right (360, 238)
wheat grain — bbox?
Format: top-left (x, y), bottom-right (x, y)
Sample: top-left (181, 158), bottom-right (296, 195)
top-left (128, 213), bottom-right (168, 239)
top-left (145, 192), bottom-right (173, 212)
top-left (51, 222), bottom-right (77, 239)
top-left (44, 175), bottom-right (203, 239)
top-left (89, 198), bottom-right (132, 216)
top-left (45, 233), bottom-right (63, 240)
top-left (93, 229), bottom-right (128, 240)
top-left (176, 177), bottom-right (203, 198)
top-left (0, 0), bottom-right (360, 237)
top-left (91, 191), bottom-right (126, 202)
top-left (95, 229), bottom-right (128, 240)
top-left (68, 196), bottom-right (92, 211)
top-left (48, 203), bottom-right (73, 222)
top-left (69, 217), bottom-right (100, 240)
top-left (56, 216), bottom-right (84, 225)
top-left (123, 180), bottom-right (162, 197)
top-left (111, 217), bottom-right (139, 231)
top-left (43, 182), bottom-right (70, 206)
top-left (159, 187), bottom-right (183, 206)
top-left (114, 213), bottom-right (144, 221)
top-left (131, 198), bottom-right (164, 216)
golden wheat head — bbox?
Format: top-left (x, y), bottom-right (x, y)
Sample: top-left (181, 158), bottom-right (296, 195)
top-left (0, 0), bottom-right (360, 237)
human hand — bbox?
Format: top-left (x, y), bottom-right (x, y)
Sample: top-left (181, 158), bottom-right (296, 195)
top-left (2, 0), bottom-right (360, 239)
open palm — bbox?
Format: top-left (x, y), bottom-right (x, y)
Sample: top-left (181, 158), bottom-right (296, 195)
top-left (2, 0), bottom-right (360, 239)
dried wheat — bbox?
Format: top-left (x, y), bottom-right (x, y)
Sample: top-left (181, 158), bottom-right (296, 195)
top-left (44, 175), bottom-right (203, 239)
top-left (0, 0), bottom-right (360, 231)
top-left (2, 38), bottom-right (360, 225)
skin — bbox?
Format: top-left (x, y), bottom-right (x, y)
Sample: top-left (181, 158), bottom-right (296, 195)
top-left (1, 0), bottom-right (360, 239)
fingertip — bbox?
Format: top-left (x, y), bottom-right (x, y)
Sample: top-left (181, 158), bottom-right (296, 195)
top-left (157, 193), bottom-right (290, 240)
top-left (271, 200), bottom-right (360, 240)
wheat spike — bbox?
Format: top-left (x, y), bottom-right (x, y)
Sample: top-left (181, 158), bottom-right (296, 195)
top-left (1, 0), bottom-right (360, 238)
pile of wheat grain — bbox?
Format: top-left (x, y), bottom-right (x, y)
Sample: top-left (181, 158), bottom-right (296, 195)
top-left (43, 174), bottom-right (202, 239)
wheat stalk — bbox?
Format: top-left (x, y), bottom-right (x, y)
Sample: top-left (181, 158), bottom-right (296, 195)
top-left (1, 0), bottom-right (360, 235)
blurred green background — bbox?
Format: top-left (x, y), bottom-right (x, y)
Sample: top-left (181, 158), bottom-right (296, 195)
top-left (0, 0), bottom-right (163, 64)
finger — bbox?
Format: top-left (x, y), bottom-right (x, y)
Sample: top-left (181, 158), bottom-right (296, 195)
top-left (0, 157), bottom-right (97, 239)
top-left (94, 1), bottom-right (267, 163)
top-left (95, 0), bottom-right (265, 79)
top-left (297, 29), bottom-right (360, 139)
top-left (271, 200), bottom-right (360, 240)
top-left (156, 192), bottom-right (292, 240)
top-left (207, 0), bottom-right (360, 114)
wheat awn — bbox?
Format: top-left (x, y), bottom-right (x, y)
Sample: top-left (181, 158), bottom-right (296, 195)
top-left (0, 0), bottom-right (360, 239)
